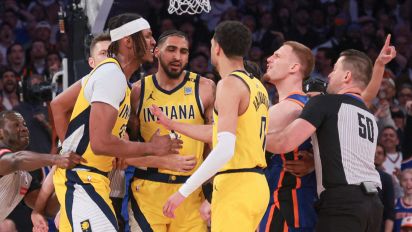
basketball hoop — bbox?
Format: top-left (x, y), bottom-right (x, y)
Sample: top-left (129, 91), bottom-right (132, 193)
top-left (168, 0), bottom-right (211, 15)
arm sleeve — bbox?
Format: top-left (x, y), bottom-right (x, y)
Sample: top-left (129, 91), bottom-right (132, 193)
top-left (179, 132), bottom-right (236, 197)
top-left (299, 95), bottom-right (328, 129)
top-left (85, 63), bottom-right (127, 110)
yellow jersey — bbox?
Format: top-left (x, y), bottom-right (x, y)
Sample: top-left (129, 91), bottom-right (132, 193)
top-left (213, 70), bottom-right (269, 172)
top-left (63, 58), bottom-right (131, 173)
top-left (138, 71), bottom-right (205, 175)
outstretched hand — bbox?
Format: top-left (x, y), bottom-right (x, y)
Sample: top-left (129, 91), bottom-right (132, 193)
top-left (149, 129), bottom-right (183, 156)
top-left (376, 34), bottom-right (396, 66)
top-left (150, 105), bottom-right (173, 130)
top-left (55, 152), bottom-right (86, 169)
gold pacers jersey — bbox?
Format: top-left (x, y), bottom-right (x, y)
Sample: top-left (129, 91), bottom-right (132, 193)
top-left (63, 58), bottom-right (131, 172)
top-left (138, 71), bottom-right (205, 175)
top-left (213, 70), bottom-right (269, 172)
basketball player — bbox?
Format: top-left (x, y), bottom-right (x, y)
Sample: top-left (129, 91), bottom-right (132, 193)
top-left (162, 21), bottom-right (270, 231)
top-left (261, 35), bottom-right (395, 232)
top-left (126, 29), bottom-right (215, 232)
top-left (267, 41), bottom-right (396, 231)
top-left (259, 41), bottom-right (318, 232)
top-left (52, 14), bottom-right (182, 232)
top-left (32, 31), bottom-right (193, 232)
top-left (0, 110), bottom-right (83, 230)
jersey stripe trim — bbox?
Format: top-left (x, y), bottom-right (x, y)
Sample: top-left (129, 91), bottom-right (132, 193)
top-left (136, 77), bottom-right (146, 118)
top-left (65, 106), bottom-right (91, 155)
top-left (130, 190), bottom-right (153, 231)
top-left (152, 72), bottom-right (189, 95)
top-left (194, 74), bottom-right (205, 120)
top-left (66, 171), bottom-right (119, 230)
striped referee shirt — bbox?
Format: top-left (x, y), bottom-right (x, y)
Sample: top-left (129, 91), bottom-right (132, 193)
top-left (299, 94), bottom-right (381, 195)
top-left (0, 149), bottom-right (32, 221)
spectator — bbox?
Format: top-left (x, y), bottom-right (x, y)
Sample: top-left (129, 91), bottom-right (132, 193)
top-left (3, 9), bottom-right (31, 45)
top-left (159, 18), bottom-right (176, 36)
top-left (394, 169), bottom-right (412, 232)
top-left (1, 68), bottom-right (20, 110)
top-left (248, 46), bottom-right (263, 65)
top-left (27, 40), bottom-right (48, 76)
top-left (33, 21), bottom-right (52, 46)
top-left (311, 47), bottom-right (335, 81)
top-left (55, 32), bottom-right (68, 58)
top-left (6, 43), bottom-right (26, 76)
top-left (375, 143), bottom-right (395, 232)
top-left (189, 52), bottom-right (209, 75)
top-left (380, 126), bottom-right (403, 174)
top-left (27, 2), bottom-right (47, 22)
top-left (398, 85), bottom-right (412, 113)
top-left (287, 7), bottom-right (320, 48)
top-left (401, 101), bottom-right (412, 169)
top-left (241, 15), bottom-right (256, 34)
top-left (401, 216), bottom-right (412, 232)
top-left (311, 8), bottom-right (330, 44)
top-left (0, 23), bottom-right (15, 66)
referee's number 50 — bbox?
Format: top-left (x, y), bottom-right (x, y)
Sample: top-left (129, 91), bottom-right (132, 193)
top-left (357, 113), bottom-right (374, 143)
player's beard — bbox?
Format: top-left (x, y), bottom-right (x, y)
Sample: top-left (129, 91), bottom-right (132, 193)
top-left (159, 56), bottom-right (184, 80)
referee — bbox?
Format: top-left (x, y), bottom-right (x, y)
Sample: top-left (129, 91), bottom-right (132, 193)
top-left (268, 44), bottom-right (396, 231)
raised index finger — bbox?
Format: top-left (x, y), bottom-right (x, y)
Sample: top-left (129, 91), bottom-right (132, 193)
top-left (383, 34), bottom-right (391, 49)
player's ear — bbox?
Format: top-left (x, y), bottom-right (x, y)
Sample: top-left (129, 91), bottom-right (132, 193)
top-left (344, 71), bottom-right (352, 83)
top-left (290, 63), bottom-right (300, 74)
top-left (88, 57), bottom-right (94, 68)
top-left (123, 36), bottom-right (133, 48)
top-left (154, 47), bottom-right (160, 58)
top-left (215, 43), bottom-right (221, 56)
top-left (0, 129), bottom-right (4, 140)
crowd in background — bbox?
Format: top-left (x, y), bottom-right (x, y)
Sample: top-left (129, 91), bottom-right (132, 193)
top-left (0, 0), bottom-right (412, 231)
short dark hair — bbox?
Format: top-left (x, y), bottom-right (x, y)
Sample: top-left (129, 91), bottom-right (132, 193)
top-left (6, 43), bottom-right (24, 57)
top-left (1, 68), bottom-right (17, 78)
top-left (157, 29), bottom-right (189, 47)
top-left (376, 143), bottom-right (387, 156)
top-left (213, 21), bottom-right (251, 58)
top-left (89, 32), bottom-right (111, 55)
top-left (379, 125), bottom-right (398, 141)
top-left (107, 13), bottom-right (147, 60)
top-left (0, 110), bottom-right (17, 129)
top-left (339, 49), bottom-right (372, 88)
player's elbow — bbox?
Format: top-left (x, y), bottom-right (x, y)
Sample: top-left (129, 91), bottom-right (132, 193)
top-left (89, 135), bottom-right (109, 155)
top-left (50, 97), bottom-right (64, 115)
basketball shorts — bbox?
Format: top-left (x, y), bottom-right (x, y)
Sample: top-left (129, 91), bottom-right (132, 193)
top-left (54, 168), bottom-right (118, 232)
top-left (129, 178), bottom-right (207, 232)
top-left (259, 187), bottom-right (317, 232)
top-left (211, 172), bottom-right (269, 232)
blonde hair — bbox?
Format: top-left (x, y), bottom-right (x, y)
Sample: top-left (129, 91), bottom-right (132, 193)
top-left (401, 169), bottom-right (412, 182)
top-left (283, 41), bottom-right (315, 80)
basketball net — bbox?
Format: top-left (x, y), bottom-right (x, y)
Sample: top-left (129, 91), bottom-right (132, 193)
top-left (168, 0), bottom-right (211, 15)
